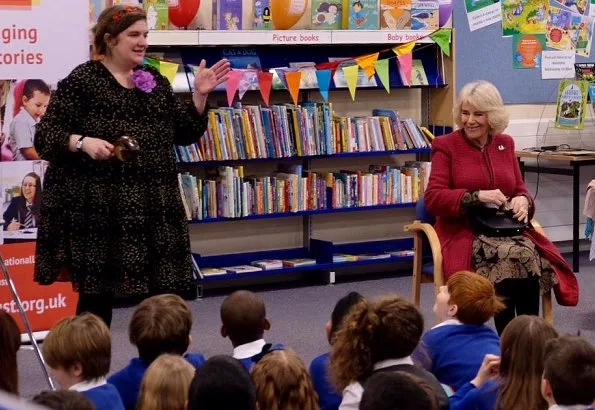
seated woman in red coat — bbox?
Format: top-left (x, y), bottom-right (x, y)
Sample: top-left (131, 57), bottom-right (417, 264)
top-left (424, 80), bottom-right (578, 335)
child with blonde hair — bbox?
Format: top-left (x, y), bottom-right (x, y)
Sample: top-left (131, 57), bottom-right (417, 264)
top-left (252, 349), bottom-right (319, 410)
top-left (415, 271), bottom-right (504, 391)
top-left (136, 354), bottom-right (195, 410)
top-left (42, 313), bottom-right (124, 410)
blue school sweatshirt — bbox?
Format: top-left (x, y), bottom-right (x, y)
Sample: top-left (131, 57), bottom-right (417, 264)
top-left (310, 352), bottom-right (341, 410)
top-left (81, 383), bottom-right (124, 410)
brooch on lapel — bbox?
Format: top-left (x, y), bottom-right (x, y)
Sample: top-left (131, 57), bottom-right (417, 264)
top-left (498, 145), bottom-right (505, 151)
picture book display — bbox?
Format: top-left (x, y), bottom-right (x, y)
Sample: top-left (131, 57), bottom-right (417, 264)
top-left (555, 79), bottom-right (588, 129)
top-left (348, 0), bottom-right (380, 29)
top-left (410, 0), bottom-right (439, 30)
top-left (253, 0), bottom-right (272, 29)
top-left (214, 0), bottom-right (243, 30)
top-left (380, 0), bottom-right (412, 29)
top-left (311, 0), bottom-right (343, 29)
top-left (144, 0), bottom-right (169, 30)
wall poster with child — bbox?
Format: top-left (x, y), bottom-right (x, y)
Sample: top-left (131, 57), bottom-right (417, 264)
top-left (0, 0), bottom-right (89, 336)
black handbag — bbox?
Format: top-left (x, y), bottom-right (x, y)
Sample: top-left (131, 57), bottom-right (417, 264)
top-left (469, 206), bottom-right (528, 237)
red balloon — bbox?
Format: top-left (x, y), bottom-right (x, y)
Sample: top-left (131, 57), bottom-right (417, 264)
top-left (169, 0), bottom-right (200, 28)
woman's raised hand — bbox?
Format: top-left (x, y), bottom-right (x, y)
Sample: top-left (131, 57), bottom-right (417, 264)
top-left (194, 58), bottom-right (231, 96)
top-left (478, 189), bottom-right (508, 207)
top-left (81, 137), bottom-right (114, 160)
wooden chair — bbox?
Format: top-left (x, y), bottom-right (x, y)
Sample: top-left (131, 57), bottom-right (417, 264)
top-left (403, 196), bottom-right (554, 325)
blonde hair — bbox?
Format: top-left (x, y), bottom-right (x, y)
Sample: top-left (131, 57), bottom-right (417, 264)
top-left (454, 81), bottom-right (509, 136)
top-left (251, 349), bottom-right (319, 410)
top-left (137, 354), bottom-right (195, 410)
top-left (43, 313), bottom-right (111, 380)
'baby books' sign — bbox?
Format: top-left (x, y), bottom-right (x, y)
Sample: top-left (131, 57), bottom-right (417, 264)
top-left (0, 0), bottom-right (88, 81)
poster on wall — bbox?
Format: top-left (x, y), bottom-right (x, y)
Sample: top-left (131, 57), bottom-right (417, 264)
top-left (555, 0), bottom-right (589, 16)
top-left (501, 0), bottom-right (548, 37)
top-left (513, 33), bottom-right (546, 68)
top-left (464, 0), bottom-right (502, 32)
top-left (546, 6), bottom-right (594, 56)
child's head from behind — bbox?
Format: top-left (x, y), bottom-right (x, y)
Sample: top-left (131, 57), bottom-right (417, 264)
top-left (330, 295), bottom-right (424, 391)
top-left (42, 313), bottom-right (111, 389)
top-left (31, 390), bottom-right (94, 410)
top-left (497, 315), bottom-right (559, 410)
top-left (129, 294), bottom-right (192, 364)
top-left (434, 271), bottom-right (505, 324)
top-left (326, 291), bottom-right (365, 345)
top-left (542, 335), bottom-right (595, 407)
top-left (188, 355), bottom-right (256, 410)
top-left (251, 349), bottom-right (319, 410)
top-left (137, 354), bottom-right (195, 410)
top-left (16, 79), bottom-right (50, 120)
top-left (220, 290), bottom-right (269, 347)
top-left (360, 371), bottom-right (438, 410)
top-left (0, 310), bottom-right (21, 395)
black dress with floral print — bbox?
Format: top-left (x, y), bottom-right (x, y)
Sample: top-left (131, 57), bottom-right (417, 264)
top-left (33, 60), bottom-right (207, 296)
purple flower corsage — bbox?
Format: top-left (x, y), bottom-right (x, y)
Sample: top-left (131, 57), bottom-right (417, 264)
top-left (131, 69), bottom-right (156, 93)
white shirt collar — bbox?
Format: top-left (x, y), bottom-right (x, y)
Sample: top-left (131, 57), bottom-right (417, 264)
top-left (69, 377), bottom-right (107, 392)
top-left (373, 356), bottom-right (414, 370)
top-left (549, 405), bottom-right (593, 410)
top-left (432, 318), bottom-right (463, 329)
top-left (233, 339), bottom-right (267, 360)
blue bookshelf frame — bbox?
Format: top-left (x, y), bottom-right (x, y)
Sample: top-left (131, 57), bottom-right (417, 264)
top-left (194, 238), bottom-right (414, 283)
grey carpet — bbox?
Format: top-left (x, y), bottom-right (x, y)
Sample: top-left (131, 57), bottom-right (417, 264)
top-left (16, 253), bottom-right (595, 398)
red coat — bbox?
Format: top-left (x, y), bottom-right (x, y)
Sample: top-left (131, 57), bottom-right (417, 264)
top-left (424, 130), bottom-right (579, 306)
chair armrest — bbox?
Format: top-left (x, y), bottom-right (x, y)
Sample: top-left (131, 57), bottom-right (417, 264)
top-left (531, 219), bottom-right (546, 236)
top-left (403, 221), bottom-right (443, 281)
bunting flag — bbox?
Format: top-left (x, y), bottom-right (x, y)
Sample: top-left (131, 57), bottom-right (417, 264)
top-left (225, 70), bottom-right (243, 106)
top-left (374, 59), bottom-right (390, 94)
top-left (392, 42), bottom-right (416, 57)
top-left (238, 69), bottom-right (255, 100)
top-left (315, 69), bottom-right (332, 102)
top-left (257, 71), bottom-right (273, 106)
top-left (159, 60), bottom-right (180, 84)
top-left (355, 53), bottom-right (379, 79)
top-left (285, 71), bottom-right (302, 105)
top-left (430, 28), bottom-right (452, 57)
top-left (315, 61), bottom-right (341, 79)
top-left (342, 65), bottom-right (359, 101)
top-left (397, 52), bottom-right (413, 86)
top-left (144, 56), bottom-right (161, 70)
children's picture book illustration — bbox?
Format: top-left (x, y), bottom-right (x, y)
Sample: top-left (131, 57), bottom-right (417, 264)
top-left (380, 0), bottom-right (411, 29)
top-left (312, 0), bottom-right (342, 28)
top-left (546, 6), bottom-right (573, 50)
top-left (555, 0), bottom-right (589, 16)
top-left (513, 33), bottom-right (546, 68)
top-left (254, 0), bottom-right (272, 29)
top-left (502, 0), bottom-right (548, 36)
top-left (348, 0), bottom-right (380, 29)
top-left (555, 79), bottom-right (588, 129)
top-left (411, 1), bottom-right (439, 30)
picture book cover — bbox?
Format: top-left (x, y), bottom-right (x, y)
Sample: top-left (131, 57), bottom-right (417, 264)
top-left (410, 60), bottom-right (428, 85)
top-left (348, 0), bottom-right (380, 29)
top-left (145, 0), bottom-right (169, 30)
top-left (312, 0), bottom-right (343, 29)
top-left (410, 0), bottom-right (439, 30)
top-left (380, 0), bottom-right (411, 29)
top-left (218, 48), bottom-right (261, 91)
top-left (253, 0), bottom-right (272, 29)
top-left (555, 0), bottom-right (589, 16)
top-left (513, 33), bottom-right (546, 68)
top-left (501, 0), bottom-right (548, 37)
top-left (217, 0), bottom-right (243, 30)
top-left (289, 62), bottom-right (319, 88)
top-left (575, 62), bottom-right (595, 81)
top-left (89, 0), bottom-right (107, 24)
top-left (547, 6), bottom-right (573, 50)
top-left (570, 13), bottom-right (594, 56)
top-left (329, 57), bottom-right (378, 88)
top-left (555, 79), bottom-right (588, 129)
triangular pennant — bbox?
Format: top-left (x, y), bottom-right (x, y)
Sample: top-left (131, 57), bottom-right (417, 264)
top-left (342, 65), bottom-right (359, 101)
top-left (430, 28), bottom-right (452, 57)
top-left (285, 71), bottom-right (302, 105)
top-left (355, 52), bottom-right (379, 79)
top-left (159, 61), bottom-right (180, 84)
top-left (257, 71), bottom-right (273, 106)
top-left (144, 56), bottom-right (161, 70)
top-left (315, 61), bottom-right (341, 79)
top-left (374, 59), bottom-right (390, 94)
top-left (315, 69), bottom-right (332, 102)
top-left (238, 69), bottom-right (255, 100)
top-left (397, 52), bottom-right (413, 86)
top-left (392, 42), bottom-right (416, 57)
top-left (225, 70), bottom-right (243, 106)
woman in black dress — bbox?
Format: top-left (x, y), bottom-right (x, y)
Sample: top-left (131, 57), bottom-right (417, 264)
top-left (33, 5), bottom-right (230, 326)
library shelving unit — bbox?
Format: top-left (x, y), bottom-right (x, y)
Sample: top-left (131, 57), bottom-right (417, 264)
top-left (149, 29), bottom-right (455, 296)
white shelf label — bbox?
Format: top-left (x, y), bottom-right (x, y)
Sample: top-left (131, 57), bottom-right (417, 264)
top-left (332, 30), bottom-right (434, 44)
top-left (149, 30), bottom-right (199, 46)
top-left (199, 30), bottom-right (332, 45)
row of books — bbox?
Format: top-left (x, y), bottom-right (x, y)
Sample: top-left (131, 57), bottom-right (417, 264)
top-left (200, 249), bottom-right (414, 276)
top-left (177, 162), bottom-right (431, 220)
top-left (174, 104), bottom-right (434, 163)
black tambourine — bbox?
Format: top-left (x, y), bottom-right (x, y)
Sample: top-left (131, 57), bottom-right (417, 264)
top-left (114, 136), bottom-right (140, 162)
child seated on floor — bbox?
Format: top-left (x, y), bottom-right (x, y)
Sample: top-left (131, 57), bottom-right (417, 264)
top-left (31, 390), bottom-right (95, 410)
top-left (43, 313), bottom-right (124, 410)
top-left (360, 371), bottom-right (439, 410)
top-left (0, 310), bottom-right (21, 396)
top-left (542, 335), bottom-right (595, 410)
top-left (108, 294), bottom-right (206, 410)
top-left (330, 295), bottom-right (449, 410)
top-left (414, 271), bottom-right (504, 391)
top-left (310, 291), bottom-right (365, 410)
top-left (220, 290), bottom-right (284, 370)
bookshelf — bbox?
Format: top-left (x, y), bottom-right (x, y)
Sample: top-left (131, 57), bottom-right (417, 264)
top-left (153, 29), bottom-right (455, 295)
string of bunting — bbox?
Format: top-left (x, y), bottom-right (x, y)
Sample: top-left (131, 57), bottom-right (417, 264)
top-left (144, 28), bottom-right (451, 106)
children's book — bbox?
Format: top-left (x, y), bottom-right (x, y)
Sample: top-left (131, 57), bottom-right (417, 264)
top-left (556, 0), bottom-right (589, 16)
top-left (555, 79), bottom-right (589, 129)
top-left (409, 60), bottom-right (428, 86)
top-left (570, 13), bottom-right (594, 57)
top-left (333, 253), bottom-right (359, 262)
top-left (348, 0), bottom-right (380, 29)
top-left (410, 0), bottom-right (439, 30)
top-left (289, 62), bottom-right (319, 88)
top-left (216, 0), bottom-right (243, 30)
top-left (253, 0), bottom-right (272, 29)
top-left (329, 57), bottom-right (378, 88)
top-left (145, 0), bottom-right (169, 30)
top-left (282, 258), bottom-right (317, 267)
top-left (575, 62), bottom-right (595, 82)
top-left (252, 259), bottom-right (284, 269)
top-left (547, 6), bottom-right (574, 50)
top-left (312, 0), bottom-right (343, 29)
top-left (380, 0), bottom-right (411, 29)
top-left (225, 265), bottom-right (263, 273)
top-left (201, 267), bottom-right (228, 276)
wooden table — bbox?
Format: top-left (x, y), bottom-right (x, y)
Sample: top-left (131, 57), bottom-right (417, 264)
top-left (516, 150), bottom-right (595, 272)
